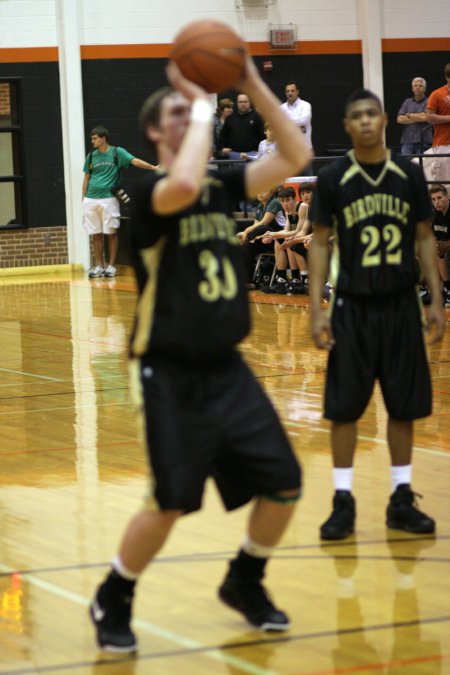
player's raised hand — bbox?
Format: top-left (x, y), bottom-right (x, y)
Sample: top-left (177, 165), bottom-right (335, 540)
top-left (166, 61), bottom-right (209, 102)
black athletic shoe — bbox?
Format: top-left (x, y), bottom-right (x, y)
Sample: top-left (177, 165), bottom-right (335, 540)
top-left (218, 574), bottom-right (290, 631)
top-left (90, 582), bottom-right (137, 652)
top-left (262, 277), bottom-right (288, 294)
top-left (386, 484), bottom-right (435, 534)
top-left (320, 491), bottom-right (356, 540)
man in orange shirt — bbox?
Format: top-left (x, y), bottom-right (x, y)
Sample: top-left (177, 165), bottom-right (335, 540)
top-left (426, 63), bottom-right (450, 184)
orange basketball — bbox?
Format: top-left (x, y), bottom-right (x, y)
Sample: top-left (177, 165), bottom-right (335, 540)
top-left (170, 20), bottom-right (247, 93)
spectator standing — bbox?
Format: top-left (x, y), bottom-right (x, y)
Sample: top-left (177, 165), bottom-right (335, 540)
top-left (309, 88), bottom-right (445, 541)
top-left (82, 126), bottom-right (156, 278)
top-left (219, 93), bottom-right (265, 160)
top-left (397, 77), bottom-right (433, 155)
top-left (280, 81), bottom-right (313, 175)
top-left (213, 98), bottom-right (234, 158)
top-left (426, 63), bottom-right (450, 183)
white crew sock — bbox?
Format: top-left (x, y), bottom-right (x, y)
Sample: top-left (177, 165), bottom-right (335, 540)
top-left (242, 536), bottom-right (275, 559)
top-left (391, 464), bottom-right (412, 492)
top-left (112, 555), bottom-right (140, 581)
top-left (332, 467), bottom-right (354, 492)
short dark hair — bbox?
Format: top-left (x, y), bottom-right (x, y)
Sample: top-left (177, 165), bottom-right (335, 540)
top-left (444, 63), bottom-right (450, 79)
top-left (278, 187), bottom-right (296, 199)
top-left (344, 89), bottom-right (383, 115)
top-left (138, 86), bottom-right (175, 152)
top-left (285, 81), bottom-right (299, 90)
top-left (90, 125), bottom-right (109, 141)
top-left (139, 86), bottom-right (174, 132)
top-left (429, 183), bottom-right (449, 197)
top-left (299, 182), bottom-right (315, 193)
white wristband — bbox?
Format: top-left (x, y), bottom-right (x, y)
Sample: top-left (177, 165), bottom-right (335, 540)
top-left (191, 99), bottom-right (213, 124)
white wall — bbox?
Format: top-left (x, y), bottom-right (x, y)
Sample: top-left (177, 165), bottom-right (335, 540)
top-left (381, 0), bottom-right (450, 39)
top-left (1, 0), bottom-right (449, 50)
top-left (0, 0), bottom-right (57, 48)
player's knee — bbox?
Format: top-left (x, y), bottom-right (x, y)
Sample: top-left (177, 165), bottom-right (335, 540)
top-left (261, 488), bottom-right (302, 505)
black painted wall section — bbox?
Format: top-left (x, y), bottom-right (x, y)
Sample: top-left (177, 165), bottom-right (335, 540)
top-left (0, 61), bottom-right (65, 228)
top-left (383, 51), bottom-right (449, 149)
top-left (1, 51), bottom-right (448, 229)
top-left (81, 53), bottom-right (364, 169)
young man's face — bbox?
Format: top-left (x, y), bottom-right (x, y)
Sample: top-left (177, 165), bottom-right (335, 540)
top-left (265, 127), bottom-right (274, 142)
top-left (148, 92), bottom-right (192, 153)
top-left (285, 85), bottom-right (299, 104)
top-left (279, 195), bottom-right (296, 213)
top-left (431, 190), bottom-right (450, 213)
top-left (91, 134), bottom-right (107, 149)
top-left (344, 99), bottom-right (386, 148)
top-left (299, 189), bottom-right (313, 205)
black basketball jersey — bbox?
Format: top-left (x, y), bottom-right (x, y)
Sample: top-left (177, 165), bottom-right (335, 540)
top-left (129, 167), bottom-right (251, 362)
top-left (432, 208), bottom-right (450, 241)
top-left (310, 150), bottom-right (432, 296)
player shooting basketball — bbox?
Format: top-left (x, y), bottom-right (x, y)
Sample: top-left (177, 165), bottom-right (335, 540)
top-left (90, 43), bottom-right (311, 652)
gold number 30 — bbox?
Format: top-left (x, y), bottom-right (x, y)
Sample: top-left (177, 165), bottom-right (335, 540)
top-left (198, 250), bottom-right (238, 302)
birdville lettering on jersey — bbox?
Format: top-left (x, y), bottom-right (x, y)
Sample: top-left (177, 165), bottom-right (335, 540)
top-left (343, 194), bottom-right (411, 229)
top-left (179, 213), bottom-right (238, 246)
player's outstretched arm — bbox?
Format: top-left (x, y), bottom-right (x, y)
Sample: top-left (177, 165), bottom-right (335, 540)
top-left (416, 220), bottom-right (446, 344)
top-left (309, 225), bottom-right (335, 350)
top-left (239, 56), bottom-right (312, 198)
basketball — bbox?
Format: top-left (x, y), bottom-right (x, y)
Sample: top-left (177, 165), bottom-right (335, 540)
top-left (170, 20), bottom-right (247, 93)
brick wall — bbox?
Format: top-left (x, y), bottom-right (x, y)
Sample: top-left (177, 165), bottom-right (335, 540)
top-left (0, 83), bottom-right (10, 115)
top-left (0, 227), bottom-right (68, 268)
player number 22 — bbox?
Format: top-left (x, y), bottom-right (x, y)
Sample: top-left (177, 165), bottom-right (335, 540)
top-left (361, 224), bottom-right (402, 267)
top-left (198, 250), bottom-right (238, 302)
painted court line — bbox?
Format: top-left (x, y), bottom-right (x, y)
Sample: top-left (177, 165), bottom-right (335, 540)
top-left (285, 419), bottom-right (450, 459)
top-left (0, 367), bottom-right (64, 382)
top-left (0, 563), bottom-right (276, 675)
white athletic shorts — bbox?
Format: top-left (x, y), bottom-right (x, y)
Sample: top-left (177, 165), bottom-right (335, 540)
top-left (82, 197), bottom-right (121, 235)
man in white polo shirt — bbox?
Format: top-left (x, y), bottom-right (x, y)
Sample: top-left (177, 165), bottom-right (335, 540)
top-left (280, 82), bottom-right (313, 175)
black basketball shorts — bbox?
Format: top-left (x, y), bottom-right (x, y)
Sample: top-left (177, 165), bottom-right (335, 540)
top-left (324, 287), bottom-right (432, 422)
top-left (130, 352), bottom-right (301, 514)
top-left (290, 242), bottom-right (308, 260)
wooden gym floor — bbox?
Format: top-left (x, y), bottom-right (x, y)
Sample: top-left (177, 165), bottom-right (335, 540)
top-left (0, 267), bottom-right (449, 675)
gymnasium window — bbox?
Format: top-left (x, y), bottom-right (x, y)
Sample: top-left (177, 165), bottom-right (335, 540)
top-left (0, 79), bottom-right (25, 228)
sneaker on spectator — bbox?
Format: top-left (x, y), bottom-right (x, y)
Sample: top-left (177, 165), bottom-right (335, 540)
top-left (262, 276), bottom-right (288, 294)
top-left (386, 484), bottom-right (435, 534)
top-left (419, 284), bottom-right (431, 305)
top-left (322, 282), bottom-right (333, 301)
top-left (291, 278), bottom-right (306, 294)
top-left (88, 266), bottom-right (105, 278)
top-left (104, 265), bottom-right (117, 278)
top-left (443, 287), bottom-right (450, 308)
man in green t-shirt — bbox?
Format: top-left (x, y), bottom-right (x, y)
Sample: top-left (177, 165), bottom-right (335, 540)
top-left (82, 125), bottom-right (156, 277)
